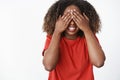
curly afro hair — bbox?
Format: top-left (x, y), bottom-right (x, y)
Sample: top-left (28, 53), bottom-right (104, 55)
top-left (42, 0), bottom-right (101, 36)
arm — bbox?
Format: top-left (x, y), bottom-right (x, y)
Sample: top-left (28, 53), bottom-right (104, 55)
top-left (73, 11), bottom-right (105, 67)
top-left (43, 31), bottom-right (61, 71)
top-left (43, 12), bottom-right (72, 71)
top-left (84, 29), bottom-right (106, 67)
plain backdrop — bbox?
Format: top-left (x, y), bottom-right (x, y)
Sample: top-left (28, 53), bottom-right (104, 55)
top-left (0, 0), bottom-right (120, 80)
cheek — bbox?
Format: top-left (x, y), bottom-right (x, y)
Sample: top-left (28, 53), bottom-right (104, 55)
top-left (76, 27), bottom-right (80, 31)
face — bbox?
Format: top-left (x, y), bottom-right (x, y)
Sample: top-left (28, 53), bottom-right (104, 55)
top-left (63, 5), bottom-right (81, 39)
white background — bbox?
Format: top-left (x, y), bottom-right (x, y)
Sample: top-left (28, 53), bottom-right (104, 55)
top-left (0, 0), bottom-right (120, 80)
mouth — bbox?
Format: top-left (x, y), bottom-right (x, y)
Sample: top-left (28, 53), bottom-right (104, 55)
top-left (67, 26), bottom-right (76, 32)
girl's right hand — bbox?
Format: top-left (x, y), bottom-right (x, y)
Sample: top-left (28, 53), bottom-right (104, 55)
top-left (54, 12), bottom-right (72, 34)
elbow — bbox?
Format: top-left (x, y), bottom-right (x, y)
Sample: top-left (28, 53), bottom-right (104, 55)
top-left (93, 56), bottom-right (106, 68)
top-left (44, 64), bottom-right (55, 71)
top-left (44, 65), bottom-right (55, 72)
top-left (94, 61), bottom-right (105, 68)
top-left (43, 60), bottom-right (55, 71)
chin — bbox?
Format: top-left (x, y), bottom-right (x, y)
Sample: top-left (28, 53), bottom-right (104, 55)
top-left (65, 30), bottom-right (79, 36)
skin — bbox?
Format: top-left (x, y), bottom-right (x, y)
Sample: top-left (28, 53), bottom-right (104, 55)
top-left (43, 5), bottom-right (106, 71)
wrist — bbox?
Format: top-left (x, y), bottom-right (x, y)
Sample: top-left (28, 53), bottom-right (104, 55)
top-left (84, 28), bottom-right (94, 37)
top-left (83, 26), bottom-right (92, 34)
top-left (54, 28), bottom-right (63, 34)
top-left (53, 30), bottom-right (62, 37)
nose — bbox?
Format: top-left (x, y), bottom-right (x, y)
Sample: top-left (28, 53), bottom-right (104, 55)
top-left (70, 20), bottom-right (75, 25)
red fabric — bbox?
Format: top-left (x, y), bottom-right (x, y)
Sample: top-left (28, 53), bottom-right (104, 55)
top-left (43, 35), bottom-right (96, 80)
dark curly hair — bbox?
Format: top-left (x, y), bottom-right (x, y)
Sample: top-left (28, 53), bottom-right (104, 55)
top-left (42, 0), bottom-right (101, 36)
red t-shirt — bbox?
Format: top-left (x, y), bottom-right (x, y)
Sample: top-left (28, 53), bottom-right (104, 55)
top-left (43, 35), bottom-right (96, 80)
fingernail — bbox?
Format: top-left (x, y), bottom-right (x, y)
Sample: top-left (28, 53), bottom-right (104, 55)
top-left (73, 9), bottom-right (76, 11)
top-left (71, 10), bottom-right (73, 14)
top-left (67, 10), bottom-right (70, 12)
top-left (71, 16), bottom-right (73, 19)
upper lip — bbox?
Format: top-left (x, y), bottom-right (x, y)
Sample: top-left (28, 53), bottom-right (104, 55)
top-left (68, 25), bottom-right (76, 28)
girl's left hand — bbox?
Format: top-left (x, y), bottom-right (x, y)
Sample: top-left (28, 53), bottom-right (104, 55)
top-left (72, 10), bottom-right (90, 32)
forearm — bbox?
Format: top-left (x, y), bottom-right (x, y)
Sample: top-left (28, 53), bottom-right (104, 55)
top-left (84, 29), bottom-right (105, 67)
top-left (43, 31), bottom-right (61, 71)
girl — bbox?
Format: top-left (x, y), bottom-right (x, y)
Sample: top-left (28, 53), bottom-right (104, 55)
top-left (42, 0), bottom-right (106, 80)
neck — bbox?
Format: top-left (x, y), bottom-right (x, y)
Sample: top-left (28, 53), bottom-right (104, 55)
top-left (64, 34), bottom-right (78, 40)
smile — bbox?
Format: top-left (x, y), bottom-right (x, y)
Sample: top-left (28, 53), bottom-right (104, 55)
top-left (67, 26), bottom-right (76, 32)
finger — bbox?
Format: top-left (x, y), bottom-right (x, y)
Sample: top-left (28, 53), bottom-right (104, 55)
top-left (73, 13), bottom-right (81, 22)
top-left (65, 15), bottom-right (72, 26)
top-left (73, 11), bottom-right (84, 20)
top-left (62, 12), bottom-right (69, 20)
top-left (72, 12), bottom-right (82, 26)
top-left (63, 14), bottom-right (72, 27)
top-left (72, 16), bottom-right (79, 25)
top-left (76, 11), bottom-right (84, 18)
top-left (58, 15), bottom-right (62, 20)
top-left (73, 12), bottom-right (82, 21)
top-left (62, 12), bottom-right (70, 22)
top-left (64, 13), bottom-right (71, 21)
top-left (60, 13), bottom-right (71, 29)
top-left (83, 13), bottom-right (89, 21)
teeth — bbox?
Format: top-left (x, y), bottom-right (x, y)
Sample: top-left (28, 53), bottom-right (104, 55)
top-left (68, 26), bottom-right (76, 31)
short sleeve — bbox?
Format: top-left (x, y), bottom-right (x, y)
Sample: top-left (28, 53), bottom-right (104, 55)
top-left (42, 34), bottom-right (52, 56)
